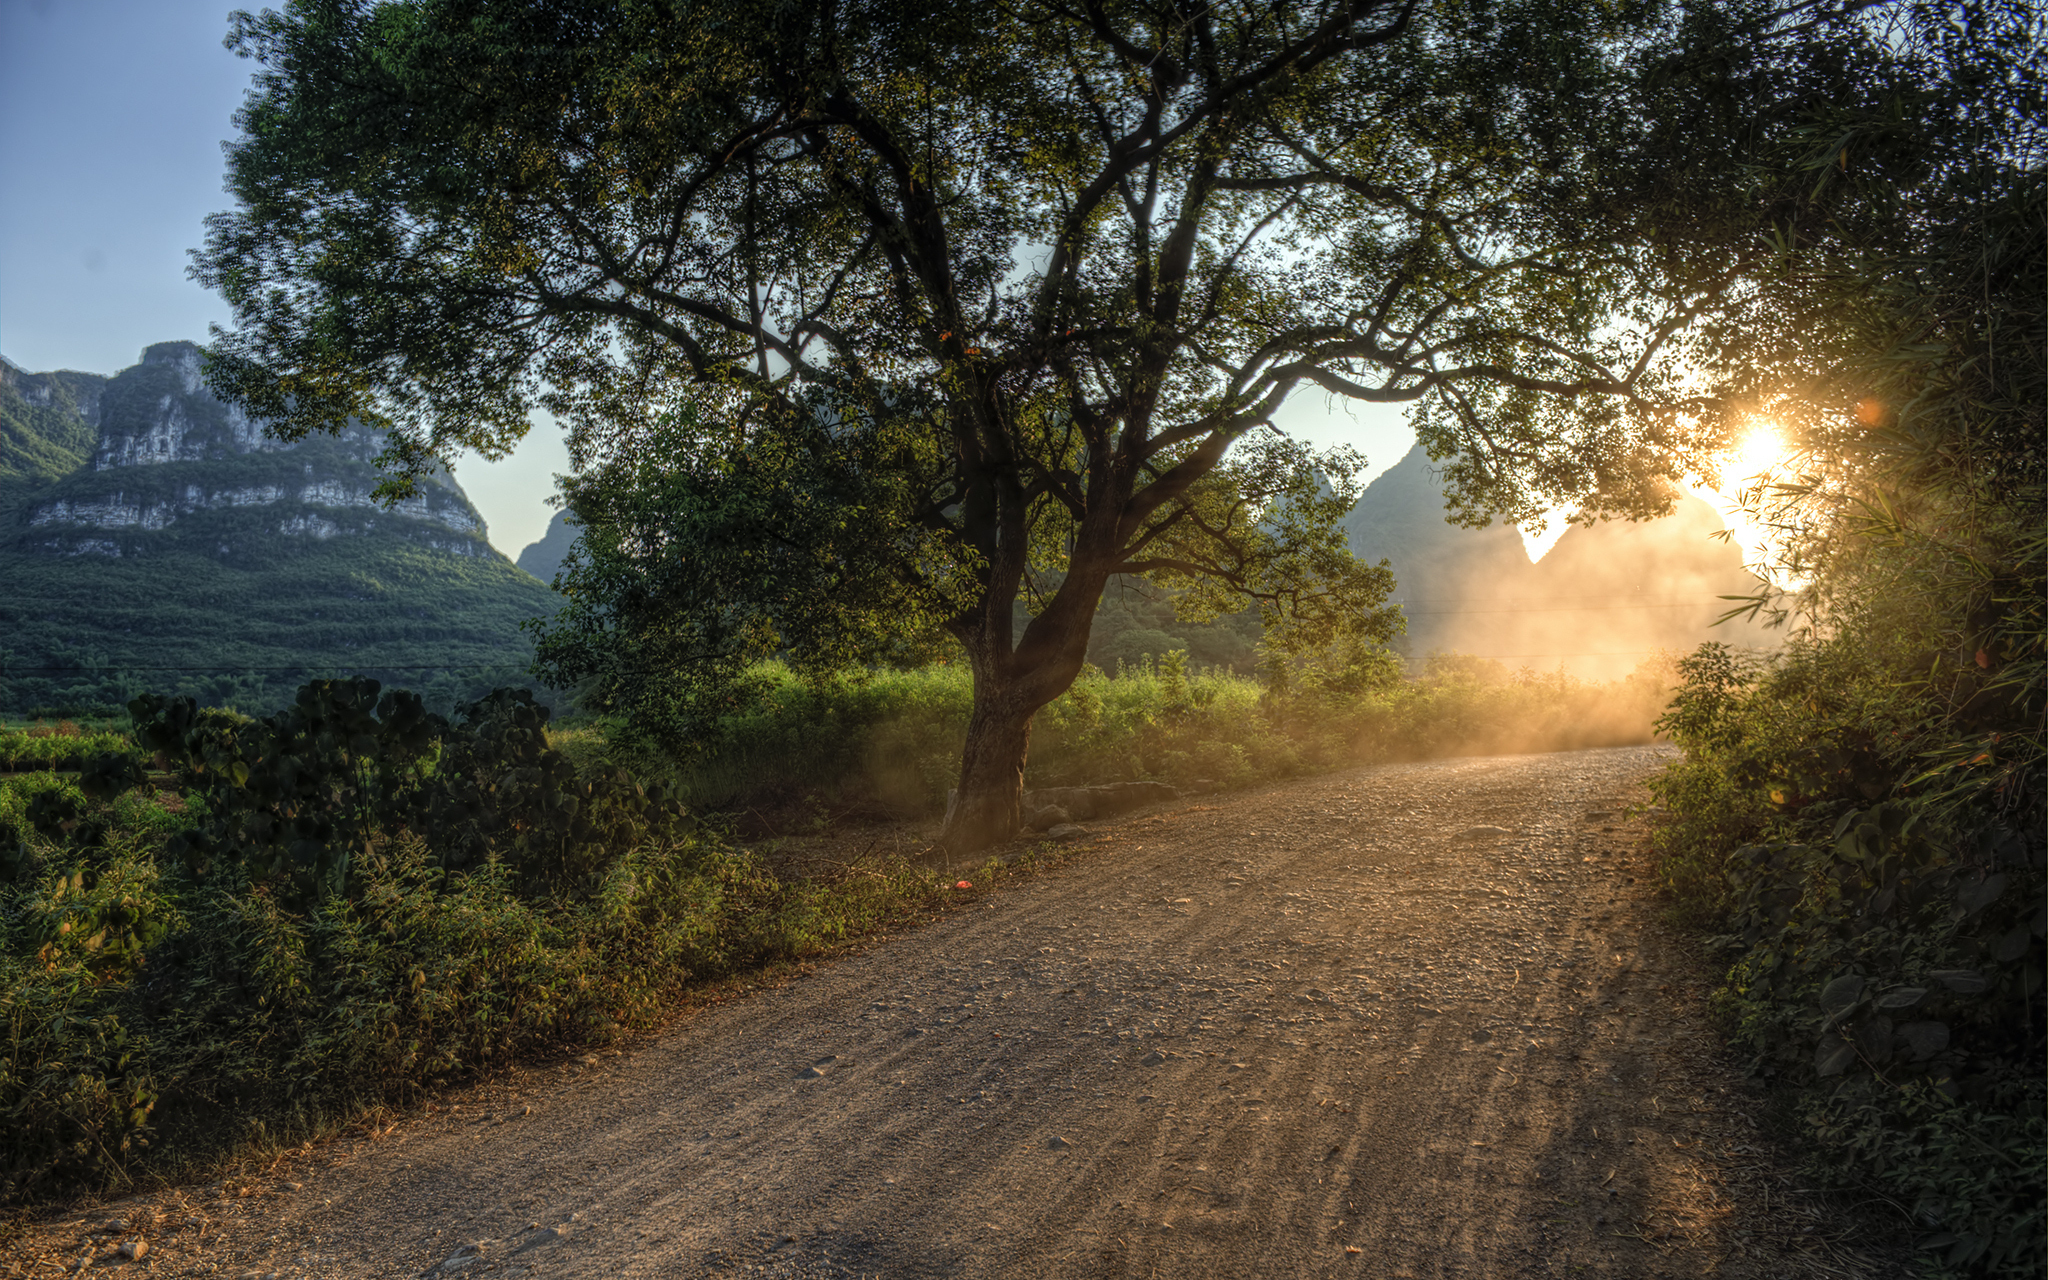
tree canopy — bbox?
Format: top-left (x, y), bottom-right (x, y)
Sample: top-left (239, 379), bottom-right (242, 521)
top-left (193, 0), bottom-right (1892, 845)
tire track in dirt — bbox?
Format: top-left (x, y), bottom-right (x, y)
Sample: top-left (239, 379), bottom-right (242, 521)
top-left (10, 746), bottom-right (1914, 1279)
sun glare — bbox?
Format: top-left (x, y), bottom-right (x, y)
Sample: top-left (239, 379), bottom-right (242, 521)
top-left (1514, 423), bottom-right (1809, 583)
top-left (1688, 422), bottom-right (1808, 588)
top-left (1730, 426), bottom-right (1787, 483)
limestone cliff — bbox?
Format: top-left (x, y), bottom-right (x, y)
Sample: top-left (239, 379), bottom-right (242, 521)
top-left (17, 341), bottom-right (488, 560)
top-left (0, 342), bottom-right (558, 716)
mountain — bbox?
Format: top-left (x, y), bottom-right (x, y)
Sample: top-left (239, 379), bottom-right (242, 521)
top-left (0, 342), bottom-right (560, 716)
top-left (1344, 444), bottom-right (1773, 677)
top-left (515, 507), bottom-right (578, 586)
top-left (0, 356), bottom-right (102, 488)
top-left (1341, 445), bottom-right (1542, 613)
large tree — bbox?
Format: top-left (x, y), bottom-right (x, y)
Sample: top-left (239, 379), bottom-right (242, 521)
top-left (196, 0), bottom-right (1795, 848)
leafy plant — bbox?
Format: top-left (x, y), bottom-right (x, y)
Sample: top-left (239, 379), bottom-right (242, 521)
top-left (1712, 805), bottom-right (2044, 1274)
top-left (2, 679), bottom-right (955, 1205)
top-left (128, 680), bottom-right (693, 907)
top-left (0, 727), bottom-right (141, 775)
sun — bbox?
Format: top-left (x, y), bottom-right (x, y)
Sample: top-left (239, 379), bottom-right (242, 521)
top-left (1686, 421), bottom-right (1808, 587)
top-left (1728, 425), bottom-right (1787, 484)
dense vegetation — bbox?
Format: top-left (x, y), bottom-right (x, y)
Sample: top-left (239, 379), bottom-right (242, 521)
top-left (0, 721), bottom-right (138, 774)
top-left (0, 347), bottom-right (558, 720)
top-left (0, 680), bottom-right (958, 1205)
top-left (1641, 8), bottom-right (2042, 1275)
top-left (0, 534), bottom-right (554, 718)
top-left (0, 367), bottom-right (99, 489)
top-left (1084, 584), bottom-right (1264, 675)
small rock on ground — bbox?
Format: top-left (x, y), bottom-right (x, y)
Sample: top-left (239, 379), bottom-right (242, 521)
top-left (1452, 824), bottom-right (1513, 841)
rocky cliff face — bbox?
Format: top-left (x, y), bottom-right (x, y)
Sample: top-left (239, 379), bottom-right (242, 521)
top-left (15, 341), bottom-right (489, 560)
top-left (0, 342), bottom-right (558, 717)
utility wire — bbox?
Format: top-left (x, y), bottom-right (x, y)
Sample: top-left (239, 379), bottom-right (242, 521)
top-left (1432, 650), bottom-right (1674, 660)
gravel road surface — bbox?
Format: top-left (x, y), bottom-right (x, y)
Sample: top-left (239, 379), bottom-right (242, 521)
top-left (11, 746), bottom-right (1912, 1279)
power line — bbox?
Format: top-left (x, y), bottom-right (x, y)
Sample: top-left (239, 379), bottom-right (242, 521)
top-left (1390, 591), bottom-right (1739, 600)
top-left (1428, 650), bottom-right (1675, 659)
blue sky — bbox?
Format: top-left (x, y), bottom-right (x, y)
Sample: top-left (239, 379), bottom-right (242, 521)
top-left (0, 0), bottom-right (1416, 557)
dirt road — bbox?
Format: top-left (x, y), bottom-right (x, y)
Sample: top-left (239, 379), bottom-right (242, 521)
top-left (14, 746), bottom-right (1912, 1279)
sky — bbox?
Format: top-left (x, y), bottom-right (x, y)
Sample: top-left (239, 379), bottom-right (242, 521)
top-left (0, 0), bottom-right (1419, 560)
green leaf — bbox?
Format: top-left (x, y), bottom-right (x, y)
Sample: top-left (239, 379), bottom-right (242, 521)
top-left (1818, 973), bottom-right (1866, 1014)
top-left (1928, 970), bottom-right (1988, 994)
top-left (1896, 1021), bottom-right (1949, 1060)
top-left (1813, 1037), bottom-right (1857, 1077)
top-left (1994, 925), bottom-right (2032, 964)
top-left (1955, 872), bottom-right (2008, 915)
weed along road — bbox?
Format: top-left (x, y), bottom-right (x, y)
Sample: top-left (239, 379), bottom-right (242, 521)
top-left (18, 745), bottom-right (1901, 1280)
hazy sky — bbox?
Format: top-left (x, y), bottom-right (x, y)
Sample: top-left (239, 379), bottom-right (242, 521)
top-left (0, 0), bottom-right (1417, 558)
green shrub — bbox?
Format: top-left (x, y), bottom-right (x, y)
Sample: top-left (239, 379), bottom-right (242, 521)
top-left (127, 680), bottom-right (697, 906)
top-left (1, 679), bottom-right (952, 1206)
top-left (1654, 648), bottom-right (2045, 1277)
top-left (0, 725), bottom-right (140, 774)
top-left (1, 835), bottom-right (172, 1201)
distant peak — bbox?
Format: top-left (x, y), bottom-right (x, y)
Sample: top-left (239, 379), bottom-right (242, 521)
top-left (138, 341), bottom-right (206, 395)
top-left (141, 340), bottom-right (203, 366)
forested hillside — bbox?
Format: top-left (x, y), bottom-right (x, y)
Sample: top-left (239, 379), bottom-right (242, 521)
top-left (0, 344), bottom-right (557, 716)
top-left (0, 358), bottom-right (101, 488)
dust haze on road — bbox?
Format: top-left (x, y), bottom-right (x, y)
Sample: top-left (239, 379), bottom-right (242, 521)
top-left (13, 746), bottom-right (1913, 1279)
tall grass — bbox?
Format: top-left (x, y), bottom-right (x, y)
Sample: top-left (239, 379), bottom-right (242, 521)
top-left (560, 652), bottom-right (1679, 816)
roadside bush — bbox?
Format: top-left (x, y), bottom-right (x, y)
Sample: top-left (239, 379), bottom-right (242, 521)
top-left (1714, 808), bottom-right (2043, 1272)
top-left (1634, 22), bottom-right (2044, 1271)
top-left (1654, 645), bottom-right (2045, 1276)
top-left (0, 680), bottom-right (952, 1206)
top-left (129, 680), bottom-right (695, 905)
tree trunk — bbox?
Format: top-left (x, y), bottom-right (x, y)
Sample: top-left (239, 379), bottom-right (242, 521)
top-left (937, 551), bottom-right (1109, 853)
top-left (937, 387), bottom-right (1117, 852)
top-left (940, 687), bottom-right (1034, 853)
